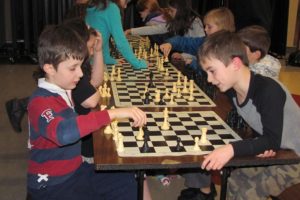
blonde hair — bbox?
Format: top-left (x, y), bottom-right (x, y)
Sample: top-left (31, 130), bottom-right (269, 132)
top-left (204, 7), bottom-right (235, 32)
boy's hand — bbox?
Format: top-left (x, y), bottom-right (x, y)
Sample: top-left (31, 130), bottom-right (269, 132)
top-left (171, 52), bottom-right (183, 60)
top-left (256, 150), bottom-right (276, 158)
top-left (124, 29), bottom-right (131, 36)
top-left (160, 43), bottom-right (172, 58)
top-left (201, 144), bottom-right (234, 171)
top-left (108, 107), bottom-right (147, 127)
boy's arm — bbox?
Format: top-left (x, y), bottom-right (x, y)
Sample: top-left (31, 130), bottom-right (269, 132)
top-left (28, 98), bottom-right (111, 146)
top-left (130, 23), bottom-right (168, 36)
top-left (166, 36), bottom-right (205, 56)
top-left (231, 83), bottom-right (285, 157)
top-left (90, 33), bottom-right (104, 88)
top-left (108, 4), bottom-right (147, 69)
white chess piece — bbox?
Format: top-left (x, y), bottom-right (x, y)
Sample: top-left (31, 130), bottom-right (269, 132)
top-left (116, 68), bottom-right (122, 81)
top-left (176, 88), bottom-right (181, 98)
top-left (182, 76), bottom-right (188, 93)
top-left (106, 87), bottom-right (111, 98)
top-left (200, 127), bottom-right (208, 144)
top-left (161, 116), bottom-right (170, 130)
top-left (154, 89), bottom-right (161, 102)
top-left (136, 127), bottom-right (144, 140)
top-left (117, 134), bottom-right (124, 153)
top-left (176, 72), bottom-right (181, 86)
top-left (163, 88), bottom-right (170, 99)
top-left (104, 124), bottom-right (113, 134)
top-left (188, 89), bottom-right (194, 101)
top-left (193, 137), bottom-right (200, 151)
top-left (172, 82), bottom-right (177, 93)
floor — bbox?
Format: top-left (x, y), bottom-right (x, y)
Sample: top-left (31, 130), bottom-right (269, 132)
top-left (0, 60), bottom-right (299, 200)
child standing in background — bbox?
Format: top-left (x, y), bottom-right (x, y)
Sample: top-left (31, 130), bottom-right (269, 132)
top-left (237, 25), bottom-right (281, 79)
top-left (85, 0), bottom-right (147, 69)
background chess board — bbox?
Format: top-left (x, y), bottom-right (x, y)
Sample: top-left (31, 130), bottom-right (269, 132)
top-left (105, 61), bottom-right (181, 82)
top-left (114, 111), bottom-right (241, 157)
top-left (111, 81), bottom-right (216, 107)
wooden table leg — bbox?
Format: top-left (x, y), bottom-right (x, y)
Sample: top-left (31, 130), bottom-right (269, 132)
top-left (136, 170), bottom-right (145, 200)
top-left (220, 168), bottom-right (232, 200)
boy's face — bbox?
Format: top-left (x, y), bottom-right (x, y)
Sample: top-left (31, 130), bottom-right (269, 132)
top-left (204, 19), bottom-right (220, 36)
top-left (46, 58), bottom-right (83, 90)
top-left (201, 57), bottom-right (235, 92)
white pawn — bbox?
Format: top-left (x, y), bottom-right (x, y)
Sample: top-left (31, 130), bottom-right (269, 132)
top-left (176, 72), bottom-right (181, 86)
top-left (193, 137), bottom-right (200, 151)
top-left (117, 134), bottom-right (124, 153)
top-left (163, 88), bottom-right (170, 99)
top-left (161, 116), bottom-right (170, 130)
top-left (116, 68), bottom-right (122, 81)
top-left (172, 82), bottom-right (177, 93)
top-left (104, 124), bottom-right (113, 134)
top-left (104, 72), bottom-right (109, 82)
top-left (154, 89), bottom-right (160, 102)
top-left (164, 68), bottom-right (169, 78)
top-left (182, 76), bottom-right (188, 93)
top-left (200, 127), bottom-right (208, 144)
top-left (188, 89), bottom-right (194, 101)
top-left (136, 127), bottom-right (144, 141)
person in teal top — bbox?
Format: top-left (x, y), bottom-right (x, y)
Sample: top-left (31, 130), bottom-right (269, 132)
top-left (85, 0), bottom-right (147, 69)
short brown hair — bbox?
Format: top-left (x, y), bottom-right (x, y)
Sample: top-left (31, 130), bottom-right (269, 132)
top-left (198, 30), bottom-right (249, 66)
top-left (237, 25), bottom-right (270, 59)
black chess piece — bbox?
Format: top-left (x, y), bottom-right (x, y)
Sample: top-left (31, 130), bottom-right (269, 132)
top-left (158, 94), bottom-right (166, 105)
top-left (148, 71), bottom-right (155, 88)
top-left (175, 137), bottom-right (183, 152)
top-left (143, 91), bottom-right (151, 104)
top-left (142, 132), bottom-right (150, 153)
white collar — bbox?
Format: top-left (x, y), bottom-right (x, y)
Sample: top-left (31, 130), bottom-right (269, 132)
top-left (38, 78), bottom-right (74, 109)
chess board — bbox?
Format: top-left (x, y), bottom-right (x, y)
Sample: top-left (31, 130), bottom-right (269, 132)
top-left (105, 61), bottom-right (181, 82)
top-left (111, 81), bottom-right (216, 107)
top-left (113, 111), bottom-right (241, 157)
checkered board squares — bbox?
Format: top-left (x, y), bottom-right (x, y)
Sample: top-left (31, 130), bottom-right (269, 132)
top-left (106, 61), bottom-right (180, 82)
top-left (111, 81), bottom-right (216, 107)
top-left (116, 111), bottom-right (241, 157)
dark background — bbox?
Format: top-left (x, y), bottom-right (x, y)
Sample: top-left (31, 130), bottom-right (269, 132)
top-left (0, 0), bottom-right (292, 63)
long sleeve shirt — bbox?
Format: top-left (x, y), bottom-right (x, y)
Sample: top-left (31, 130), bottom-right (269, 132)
top-left (27, 78), bottom-right (110, 189)
top-left (228, 72), bottom-right (300, 156)
top-left (85, 2), bottom-right (146, 69)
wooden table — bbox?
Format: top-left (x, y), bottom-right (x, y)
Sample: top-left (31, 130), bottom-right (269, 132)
top-left (93, 58), bottom-right (300, 199)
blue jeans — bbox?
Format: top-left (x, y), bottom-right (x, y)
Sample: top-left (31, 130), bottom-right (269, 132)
top-left (28, 163), bottom-right (137, 200)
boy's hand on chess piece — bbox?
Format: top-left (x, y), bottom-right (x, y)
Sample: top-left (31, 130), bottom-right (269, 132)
top-left (201, 144), bottom-right (234, 171)
top-left (160, 43), bottom-right (172, 58)
top-left (171, 52), bottom-right (183, 60)
top-left (108, 107), bottom-right (147, 127)
top-left (256, 149), bottom-right (276, 158)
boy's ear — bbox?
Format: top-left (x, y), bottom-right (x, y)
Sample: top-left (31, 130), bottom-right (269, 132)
top-left (254, 50), bottom-right (262, 60)
top-left (231, 57), bottom-right (243, 70)
top-left (43, 64), bottom-right (56, 75)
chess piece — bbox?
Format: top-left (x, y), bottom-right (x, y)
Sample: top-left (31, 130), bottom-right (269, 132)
top-left (158, 94), bottom-right (166, 105)
top-left (117, 134), bottom-right (124, 153)
top-left (136, 127), bottom-right (144, 140)
top-left (148, 71), bottom-right (155, 88)
top-left (143, 91), bottom-right (151, 104)
top-left (172, 82), bottom-right (177, 93)
top-left (188, 89), bottom-right (194, 101)
top-left (142, 132), bottom-right (150, 153)
top-left (182, 76), bottom-right (188, 93)
top-left (104, 124), bottom-right (113, 134)
top-left (154, 89), bottom-right (161, 103)
top-left (175, 137), bottom-right (183, 152)
top-left (116, 68), bottom-right (122, 81)
top-left (163, 88), bottom-right (170, 100)
top-left (200, 127), bottom-right (207, 144)
top-left (161, 114), bottom-right (169, 130)
top-left (176, 88), bottom-right (181, 98)
top-left (106, 87), bottom-right (111, 98)
top-left (193, 137), bottom-right (200, 151)
top-left (176, 72), bottom-right (181, 86)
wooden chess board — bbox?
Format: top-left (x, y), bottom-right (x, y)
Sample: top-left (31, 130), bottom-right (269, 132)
top-left (111, 111), bottom-right (241, 157)
top-left (111, 81), bottom-right (216, 107)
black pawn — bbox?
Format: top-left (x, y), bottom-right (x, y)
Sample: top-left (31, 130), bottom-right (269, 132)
top-left (143, 91), bottom-right (151, 104)
top-left (158, 94), bottom-right (166, 105)
top-left (175, 137), bottom-right (183, 152)
top-left (148, 71), bottom-right (155, 88)
top-left (142, 132), bottom-right (150, 153)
